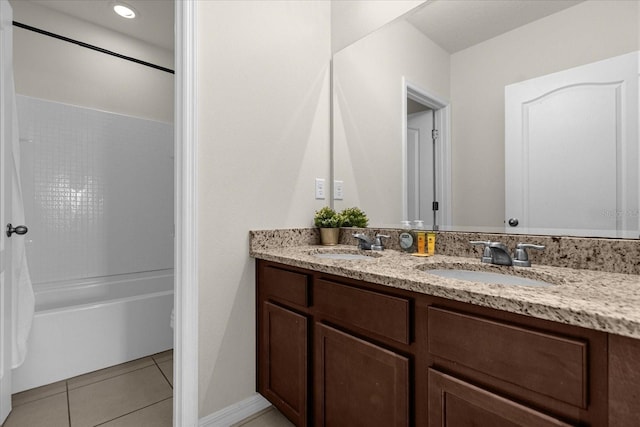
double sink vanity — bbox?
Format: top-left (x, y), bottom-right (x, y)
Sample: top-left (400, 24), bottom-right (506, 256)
top-left (251, 228), bottom-right (640, 426)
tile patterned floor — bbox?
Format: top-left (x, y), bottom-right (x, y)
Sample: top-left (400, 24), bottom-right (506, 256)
top-left (3, 350), bottom-right (173, 427)
top-left (3, 350), bottom-right (293, 427)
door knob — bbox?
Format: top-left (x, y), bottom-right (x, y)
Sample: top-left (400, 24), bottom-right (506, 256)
top-left (6, 223), bottom-right (28, 237)
top-left (508, 218), bottom-right (519, 227)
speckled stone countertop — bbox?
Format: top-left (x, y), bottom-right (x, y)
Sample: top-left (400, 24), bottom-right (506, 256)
top-left (250, 229), bottom-right (640, 340)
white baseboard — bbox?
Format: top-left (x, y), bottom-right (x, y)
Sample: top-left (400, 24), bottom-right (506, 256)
top-left (199, 393), bottom-right (272, 427)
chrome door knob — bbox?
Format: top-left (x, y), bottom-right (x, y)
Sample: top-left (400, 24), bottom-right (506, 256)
top-left (6, 223), bottom-right (28, 237)
top-left (508, 218), bottom-right (519, 227)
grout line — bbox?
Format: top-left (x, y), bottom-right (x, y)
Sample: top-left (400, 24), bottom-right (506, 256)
top-left (152, 357), bottom-right (174, 390)
top-left (150, 349), bottom-right (174, 364)
top-left (67, 361), bottom-right (156, 391)
top-left (92, 396), bottom-right (173, 426)
top-left (11, 388), bottom-right (67, 408)
top-left (65, 381), bottom-right (72, 427)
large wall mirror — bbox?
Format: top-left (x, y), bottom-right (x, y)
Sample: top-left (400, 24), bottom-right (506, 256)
top-left (332, 0), bottom-right (639, 238)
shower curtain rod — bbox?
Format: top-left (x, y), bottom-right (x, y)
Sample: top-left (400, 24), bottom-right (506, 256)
top-left (13, 21), bottom-right (174, 75)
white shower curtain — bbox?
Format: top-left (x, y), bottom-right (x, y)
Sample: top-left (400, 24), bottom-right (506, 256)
top-left (2, 0), bottom-right (34, 369)
top-left (10, 97), bottom-right (34, 369)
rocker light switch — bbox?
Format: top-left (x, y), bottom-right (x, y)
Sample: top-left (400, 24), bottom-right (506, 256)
top-left (315, 178), bottom-right (325, 199)
top-left (334, 180), bottom-right (344, 200)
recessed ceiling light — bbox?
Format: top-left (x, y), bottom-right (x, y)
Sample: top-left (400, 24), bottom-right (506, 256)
top-left (113, 3), bottom-right (137, 19)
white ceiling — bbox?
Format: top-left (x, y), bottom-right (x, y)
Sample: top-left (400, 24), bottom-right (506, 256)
top-left (21, 0), bottom-right (584, 55)
top-left (408, 0), bottom-right (584, 53)
top-left (26, 0), bottom-right (174, 51)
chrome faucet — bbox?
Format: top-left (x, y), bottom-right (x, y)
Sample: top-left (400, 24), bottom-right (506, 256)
top-left (470, 241), bottom-right (545, 267)
top-left (353, 233), bottom-right (389, 251)
top-left (353, 233), bottom-right (373, 250)
top-left (470, 241), bottom-right (513, 266)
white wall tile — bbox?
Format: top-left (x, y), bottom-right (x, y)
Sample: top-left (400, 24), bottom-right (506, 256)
top-left (17, 95), bottom-right (173, 285)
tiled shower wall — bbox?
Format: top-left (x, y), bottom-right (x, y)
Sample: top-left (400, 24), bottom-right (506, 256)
top-left (17, 95), bottom-right (174, 286)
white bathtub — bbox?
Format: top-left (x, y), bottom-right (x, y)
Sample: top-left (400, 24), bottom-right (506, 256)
top-left (11, 270), bottom-right (174, 393)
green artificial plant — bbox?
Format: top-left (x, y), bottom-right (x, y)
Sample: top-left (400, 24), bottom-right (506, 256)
top-left (341, 207), bottom-right (369, 228)
top-left (314, 206), bottom-right (345, 228)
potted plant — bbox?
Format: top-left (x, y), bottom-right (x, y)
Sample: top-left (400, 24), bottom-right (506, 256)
top-left (341, 207), bottom-right (369, 228)
top-left (314, 206), bottom-right (345, 245)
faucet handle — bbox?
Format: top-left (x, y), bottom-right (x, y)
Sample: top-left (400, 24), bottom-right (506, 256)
top-left (470, 241), bottom-right (493, 263)
top-left (513, 243), bottom-right (545, 267)
top-left (372, 234), bottom-right (390, 251)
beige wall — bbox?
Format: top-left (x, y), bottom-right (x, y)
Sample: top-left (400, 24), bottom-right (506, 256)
top-left (331, 0), bottom-right (424, 53)
top-left (196, 0), bottom-right (331, 416)
top-left (450, 0), bottom-right (639, 229)
top-left (333, 19), bottom-right (450, 227)
top-left (10, 0), bottom-right (173, 122)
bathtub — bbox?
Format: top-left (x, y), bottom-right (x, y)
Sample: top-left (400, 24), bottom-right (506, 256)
top-left (11, 269), bottom-right (174, 393)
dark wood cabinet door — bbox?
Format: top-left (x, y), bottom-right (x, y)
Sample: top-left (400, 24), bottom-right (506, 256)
top-left (428, 369), bottom-right (574, 427)
top-left (260, 301), bottom-right (308, 426)
top-left (609, 334), bottom-right (640, 425)
top-left (315, 323), bottom-right (409, 427)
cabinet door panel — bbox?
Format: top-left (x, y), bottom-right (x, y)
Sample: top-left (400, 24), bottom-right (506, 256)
top-left (428, 369), bottom-right (573, 427)
top-left (260, 302), bottom-right (308, 426)
top-left (315, 323), bottom-right (409, 427)
top-left (609, 334), bottom-right (640, 425)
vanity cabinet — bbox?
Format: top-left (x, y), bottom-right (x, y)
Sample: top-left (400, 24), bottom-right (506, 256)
top-left (256, 259), bottom-right (635, 426)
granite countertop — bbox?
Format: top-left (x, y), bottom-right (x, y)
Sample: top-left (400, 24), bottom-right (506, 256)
top-left (251, 244), bottom-right (640, 339)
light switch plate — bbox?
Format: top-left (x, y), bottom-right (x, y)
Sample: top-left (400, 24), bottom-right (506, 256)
top-left (315, 178), bottom-right (325, 199)
top-left (334, 180), bottom-right (344, 200)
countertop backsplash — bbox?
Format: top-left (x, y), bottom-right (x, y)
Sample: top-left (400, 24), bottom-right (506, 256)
top-left (250, 228), bottom-right (639, 275)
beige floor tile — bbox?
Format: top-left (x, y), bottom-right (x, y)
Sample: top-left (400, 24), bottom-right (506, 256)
top-left (67, 357), bottom-right (154, 390)
top-left (236, 407), bottom-right (294, 427)
top-left (68, 365), bottom-right (172, 427)
top-left (151, 349), bottom-right (173, 364)
top-left (98, 397), bottom-right (172, 427)
top-left (11, 380), bottom-right (67, 407)
top-left (3, 392), bottom-right (69, 427)
top-left (157, 360), bottom-right (173, 387)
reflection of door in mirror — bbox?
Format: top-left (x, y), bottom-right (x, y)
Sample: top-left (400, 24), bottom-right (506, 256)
top-left (505, 51), bottom-right (639, 238)
top-left (403, 82), bottom-right (451, 230)
top-left (407, 110), bottom-right (434, 226)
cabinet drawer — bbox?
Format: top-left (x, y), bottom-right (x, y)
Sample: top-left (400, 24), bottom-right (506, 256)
top-left (427, 307), bottom-right (587, 408)
top-left (262, 265), bottom-right (310, 307)
top-left (314, 279), bottom-right (410, 344)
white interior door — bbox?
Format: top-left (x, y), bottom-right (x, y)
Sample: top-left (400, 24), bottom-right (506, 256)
top-left (406, 127), bottom-right (421, 221)
top-left (0, 0), bottom-right (14, 422)
top-left (505, 51), bottom-right (639, 238)
top-left (407, 110), bottom-right (434, 226)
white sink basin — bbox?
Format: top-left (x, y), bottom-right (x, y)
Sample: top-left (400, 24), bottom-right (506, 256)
top-left (313, 253), bottom-right (375, 260)
top-left (425, 269), bottom-right (554, 287)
